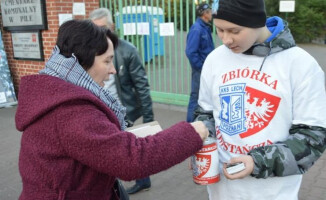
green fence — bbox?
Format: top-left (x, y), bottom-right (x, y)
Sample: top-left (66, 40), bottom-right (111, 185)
top-left (100, 0), bottom-right (217, 106)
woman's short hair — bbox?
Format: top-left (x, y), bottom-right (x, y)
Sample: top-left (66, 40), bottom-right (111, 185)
top-left (56, 19), bottom-right (118, 71)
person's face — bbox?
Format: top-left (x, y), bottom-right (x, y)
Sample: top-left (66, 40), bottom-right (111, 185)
top-left (92, 17), bottom-right (109, 28)
top-left (214, 19), bottom-right (261, 53)
top-left (87, 38), bottom-right (116, 87)
top-left (203, 9), bottom-right (212, 22)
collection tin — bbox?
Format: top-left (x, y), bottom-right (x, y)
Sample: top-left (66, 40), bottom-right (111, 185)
top-left (191, 137), bottom-right (220, 185)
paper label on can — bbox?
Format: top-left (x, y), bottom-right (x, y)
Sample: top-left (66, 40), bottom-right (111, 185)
top-left (192, 141), bottom-right (220, 185)
top-left (198, 143), bottom-right (217, 153)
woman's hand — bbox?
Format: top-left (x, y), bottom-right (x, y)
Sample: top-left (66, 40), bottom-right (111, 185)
top-left (190, 121), bottom-right (209, 141)
top-left (223, 155), bottom-right (255, 180)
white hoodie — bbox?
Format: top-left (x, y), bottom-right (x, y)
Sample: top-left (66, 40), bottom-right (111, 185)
top-left (198, 44), bottom-right (326, 199)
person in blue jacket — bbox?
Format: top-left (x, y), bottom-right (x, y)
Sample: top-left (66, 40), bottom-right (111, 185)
top-left (185, 2), bottom-right (215, 122)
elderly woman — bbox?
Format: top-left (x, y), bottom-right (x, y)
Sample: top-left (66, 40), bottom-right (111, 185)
top-left (15, 19), bottom-right (208, 200)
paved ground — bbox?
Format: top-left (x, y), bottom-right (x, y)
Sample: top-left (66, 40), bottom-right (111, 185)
top-left (1, 43), bottom-right (326, 200)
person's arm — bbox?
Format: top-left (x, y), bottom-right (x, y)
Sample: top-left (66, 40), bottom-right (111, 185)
top-left (248, 68), bottom-right (326, 178)
top-left (56, 102), bottom-right (203, 181)
top-left (185, 29), bottom-right (203, 70)
top-left (249, 124), bottom-right (326, 178)
top-left (127, 47), bottom-right (154, 123)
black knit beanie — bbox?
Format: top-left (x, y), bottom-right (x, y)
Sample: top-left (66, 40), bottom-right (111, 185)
top-left (213, 0), bottom-right (267, 28)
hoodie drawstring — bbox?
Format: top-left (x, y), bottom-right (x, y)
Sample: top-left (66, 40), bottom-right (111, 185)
top-left (259, 48), bottom-right (272, 71)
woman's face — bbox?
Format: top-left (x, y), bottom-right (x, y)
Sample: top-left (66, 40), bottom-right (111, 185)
top-left (214, 19), bottom-right (261, 53)
top-left (87, 38), bottom-right (116, 87)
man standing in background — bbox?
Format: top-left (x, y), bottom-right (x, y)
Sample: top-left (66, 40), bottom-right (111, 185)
top-left (90, 8), bottom-right (153, 195)
top-left (185, 2), bottom-right (214, 122)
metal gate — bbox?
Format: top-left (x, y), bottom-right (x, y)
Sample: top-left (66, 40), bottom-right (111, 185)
top-left (100, 0), bottom-right (217, 106)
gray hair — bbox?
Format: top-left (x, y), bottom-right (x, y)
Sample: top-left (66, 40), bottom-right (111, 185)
top-left (89, 8), bottom-right (113, 26)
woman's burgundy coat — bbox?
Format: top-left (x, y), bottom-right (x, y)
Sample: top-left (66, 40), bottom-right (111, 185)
top-left (15, 75), bottom-right (203, 200)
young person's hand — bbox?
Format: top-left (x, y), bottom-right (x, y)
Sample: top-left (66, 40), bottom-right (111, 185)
top-left (223, 155), bottom-right (254, 180)
top-left (190, 121), bottom-right (209, 141)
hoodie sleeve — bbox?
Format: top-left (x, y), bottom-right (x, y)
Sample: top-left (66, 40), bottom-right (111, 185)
top-left (248, 64), bottom-right (326, 178)
top-left (56, 102), bottom-right (202, 181)
top-left (249, 124), bottom-right (326, 178)
top-left (194, 106), bottom-right (216, 138)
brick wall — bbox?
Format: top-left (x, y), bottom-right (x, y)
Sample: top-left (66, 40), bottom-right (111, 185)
top-left (0, 0), bottom-right (99, 94)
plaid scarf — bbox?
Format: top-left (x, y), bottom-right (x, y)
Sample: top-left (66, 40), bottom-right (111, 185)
top-left (40, 46), bottom-right (126, 130)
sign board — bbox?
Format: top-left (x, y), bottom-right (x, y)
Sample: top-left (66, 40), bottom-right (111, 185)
top-left (159, 23), bottom-right (175, 36)
top-left (11, 31), bottom-right (44, 61)
top-left (0, 0), bottom-right (48, 31)
top-left (123, 23), bottom-right (136, 35)
top-left (0, 31), bottom-right (17, 107)
top-left (126, 121), bottom-right (162, 138)
top-left (58, 14), bottom-right (73, 26)
top-left (73, 3), bottom-right (85, 15)
top-left (137, 22), bottom-right (150, 35)
top-left (279, 1), bottom-right (295, 12)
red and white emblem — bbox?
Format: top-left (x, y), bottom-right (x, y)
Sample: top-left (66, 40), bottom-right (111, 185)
top-left (195, 154), bottom-right (211, 178)
top-left (240, 86), bottom-right (281, 138)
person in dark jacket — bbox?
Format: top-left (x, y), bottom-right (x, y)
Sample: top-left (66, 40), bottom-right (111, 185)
top-left (90, 8), bottom-right (153, 194)
top-left (15, 19), bottom-right (209, 200)
top-left (185, 2), bottom-right (215, 122)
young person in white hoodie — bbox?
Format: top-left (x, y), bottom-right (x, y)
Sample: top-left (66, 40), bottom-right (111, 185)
top-left (195, 0), bottom-right (326, 199)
